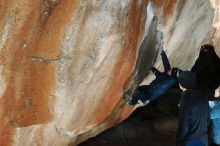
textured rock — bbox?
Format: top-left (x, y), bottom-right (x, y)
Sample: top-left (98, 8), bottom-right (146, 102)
top-left (0, 0), bottom-right (219, 146)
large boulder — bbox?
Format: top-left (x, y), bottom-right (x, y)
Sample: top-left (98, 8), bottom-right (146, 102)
top-left (0, 0), bottom-right (218, 145)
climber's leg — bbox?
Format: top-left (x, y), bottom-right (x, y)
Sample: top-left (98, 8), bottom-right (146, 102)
top-left (127, 86), bottom-right (149, 105)
top-left (151, 67), bottom-right (163, 79)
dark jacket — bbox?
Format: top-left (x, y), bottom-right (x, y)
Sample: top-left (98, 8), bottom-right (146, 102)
top-left (177, 88), bottom-right (209, 146)
top-left (147, 72), bottom-right (177, 101)
top-left (129, 73), bottom-right (177, 105)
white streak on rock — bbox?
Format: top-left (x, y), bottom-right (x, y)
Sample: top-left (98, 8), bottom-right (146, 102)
top-left (144, 2), bottom-right (154, 37)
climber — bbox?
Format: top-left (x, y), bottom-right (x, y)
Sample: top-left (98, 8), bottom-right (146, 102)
top-left (177, 71), bottom-right (209, 146)
top-left (209, 85), bottom-right (220, 146)
top-left (125, 45), bottom-right (182, 106)
top-left (191, 44), bottom-right (220, 94)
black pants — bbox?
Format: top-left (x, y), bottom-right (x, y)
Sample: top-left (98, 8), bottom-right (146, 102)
top-left (211, 142), bottom-right (220, 146)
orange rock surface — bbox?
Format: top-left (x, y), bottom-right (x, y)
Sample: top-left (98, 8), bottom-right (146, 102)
top-left (0, 0), bottom-right (218, 145)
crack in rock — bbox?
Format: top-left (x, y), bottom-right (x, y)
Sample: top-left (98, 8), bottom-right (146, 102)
top-left (44, 0), bottom-right (60, 9)
top-left (31, 55), bottom-right (72, 63)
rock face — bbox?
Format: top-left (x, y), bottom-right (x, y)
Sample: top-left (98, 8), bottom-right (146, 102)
top-left (0, 0), bottom-right (219, 146)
